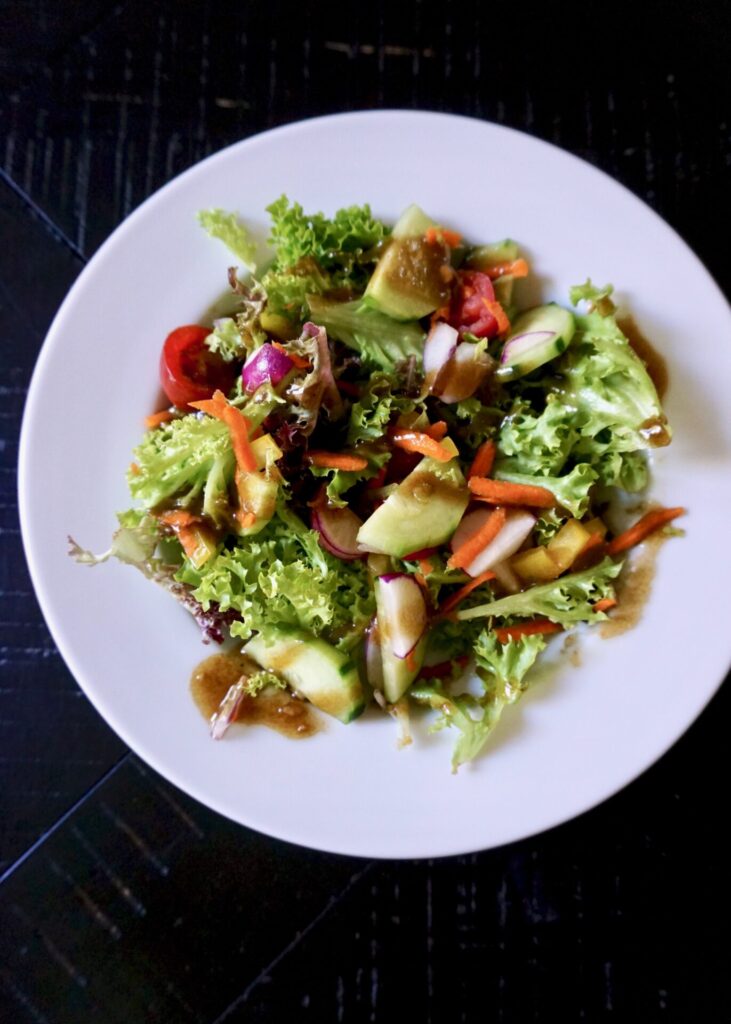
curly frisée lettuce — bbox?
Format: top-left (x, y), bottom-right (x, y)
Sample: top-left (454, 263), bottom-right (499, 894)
top-left (71, 195), bottom-right (683, 772)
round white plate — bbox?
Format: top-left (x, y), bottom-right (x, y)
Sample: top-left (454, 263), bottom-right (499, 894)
top-left (19, 111), bottom-right (731, 859)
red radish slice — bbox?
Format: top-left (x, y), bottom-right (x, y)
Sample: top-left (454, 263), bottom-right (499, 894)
top-left (311, 504), bottom-right (364, 561)
top-left (242, 343), bottom-right (294, 392)
top-left (450, 508), bottom-right (493, 553)
top-left (375, 574), bottom-right (428, 659)
top-left (435, 342), bottom-right (493, 404)
top-left (463, 509), bottom-right (536, 577)
top-left (364, 621), bottom-right (385, 690)
top-left (210, 677), bottom-right (247, 740)
top-left (423, 321), bottom-right (458, 375)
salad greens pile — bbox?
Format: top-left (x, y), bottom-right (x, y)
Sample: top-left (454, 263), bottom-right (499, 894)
top-left (72, 197), bottom-right (682, 771)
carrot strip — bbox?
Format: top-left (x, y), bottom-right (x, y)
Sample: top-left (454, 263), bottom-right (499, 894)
top-left (405, 648), bottom-right (418, 673)
top-left (307, 451), bottom-right (369, 472)
top-left (593, 597), bottom-right (617, 613)
top-left (237, 511), bottom-right (256, 530)
top-left (145, 410), bottom-right (175, 429)
top-left (484, 299), bottom-right (511, 335)
top-left (484, 258), bottom-right (530, 280)
top-left (425, 227), bottom-right (462, 247)
top-left (190, 390), bottom-right (257, 473)
top-left (424, 420), bottom-right (448, 441)
top-left (129, 462), bottom-right (140, 476)
top-left (437, 569), bottom-right (496, 616)
top-left (468, 439), bottom-right (496, 480)
top-left (159, 510), bottom-right (201, 529)
top-left (391, 430), bottom-right (453, 462)
top-left (469, 477), bottom-right (555, 508)
top-left (606, 506), bottom-right (686, 557)
top-left (418, 559), bottom-right (434, 576)
top-left (272, 341), bottom-right (310, 370)
top-left (448, 508), bottom-right (507, 570)
top-left (494, 619), bottom-right (563, 644)
top-left (430, 304), bottom-right (450, 327)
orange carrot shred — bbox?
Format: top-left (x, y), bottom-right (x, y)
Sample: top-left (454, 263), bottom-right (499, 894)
top-left (145, 410), bottom-right (175, 429)
top-left (468, 439), bottom-right (496, 480)
top-left (484, 258), bottom-right (530, 280)
top-left (484, 299), bottom-right (511, 335)
top-left (418, 559), bottom-right (434, 577)
top-left (430, 304), bottom-right (451, 327)
top-left (425, 227), bottom-right (462, 247)
top-left (405, 648), bottom-right (418, 673)
top-left (606, 506), bottom-right (686, 557)
top-left (391, 430), bottom-right (453, 462)
top-left (238, 511), bottom-right (257, 530)
top-left (272, 341), bottom-right (310, 370)
top-left (159, 510), bottom-right (201, 529)
top-left (494, 619), bottom-right (563, 644)
top-left (469, 477), bottom-right (555, 508)
top-left (129, 462), bottom-right (140, 476)
top-left (307, 451), bottom-right (369, 472)
top-left (437, 569), bottom-right (496, 617)
top-left (448, 508), bottom-right (507, 571)
top-left (593, 597), bottom-right (617, 613)
top-left (424, 420), bottom-right (448, 441)
top-left (190, 390), bottom-right (257, 473)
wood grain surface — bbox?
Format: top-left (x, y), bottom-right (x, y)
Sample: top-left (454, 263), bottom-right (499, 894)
top-left (0, 1), bottom-right (729, 1020)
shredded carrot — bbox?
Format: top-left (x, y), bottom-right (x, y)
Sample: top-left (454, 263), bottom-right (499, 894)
top-left (145, 410), bottom-right (175, 429)
top-left (593, 597), bottom-right (617, 613)
top-left (494, 619), bottom-right (563, 644)
top-left (414, 573), bottom-right (429, 594)
top-left (391, 430), bottom-right (453, 462)
top-left (484, 258), bottom-right (530, 280)
top-left (437, 569), bottom-right (496, 617)
top-left (238, 511), bottom-right (257, 530)
top-left (405, 648), bottom-right (419, 672)
top-left (468, 439), bottom-right (496, 480)
top-left (307, 451), bottom-right (369, 472)
top-left (424, 420), bottom-right (448, 441)
top-left (448, 508), bottom-right (507, 571)
top-left (430, 304), bottom-right (450, 327)
top-left (271, 340), bottom-right (310, 370)
top-left (129, 462), bottom-right (140, 476)
top-left (484, 299), bottom-right (511, 335)
top-left (606, 506), bottom-right (686, 557)
top-left (418, 655), bottom-right (470, 680)
top-left (425, 227), bottom-right (462, 247)
top-left (159, 510), bottom-right (201, 529)
top-left (469, 477), bottom-right (555, 508)
top-left (190, 390), bottom-right (257, 473)
top-left (572, 532), bottom-right (607, 571)
top-left (418, 559), bottom-right (434, 577)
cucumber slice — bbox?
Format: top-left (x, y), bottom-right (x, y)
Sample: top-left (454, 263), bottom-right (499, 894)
top-left (382, 636), bottom-right (426, 704)
top-left (391, 203), bottom-right (435, 239)
top-left (357, 457), bottom-right (469, 558)
top-left (496, 303), bottom-right (576, 381)
top-left (244, 626), bottom-right (366, 723)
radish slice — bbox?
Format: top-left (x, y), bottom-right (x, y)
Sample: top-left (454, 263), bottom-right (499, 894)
top-left (435, 342), bottom-right (492, 404)
top-left (375, 574), bottom-right (427, 659)
top-left (242, 343), bottom-right (294, 392)
top-left (450, 508), bottom-right (493, 553)
top-left (311, 503), bottom-right (364, 561)
top-left (364, 621), bottom-right (385, 690)
top-left (459, 509), bottom-right (536, 577)
top-left (423, 321), bottom-right (458, 375)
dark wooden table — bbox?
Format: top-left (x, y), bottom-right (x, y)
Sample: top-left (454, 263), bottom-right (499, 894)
top-left (1, 2), bottom-right (729, 1020)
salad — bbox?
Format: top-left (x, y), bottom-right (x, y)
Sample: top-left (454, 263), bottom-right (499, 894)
top-left (72, 197), bottom-right (684, 770)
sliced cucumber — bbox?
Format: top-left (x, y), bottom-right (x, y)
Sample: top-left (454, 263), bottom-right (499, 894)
top-left (357, 457), bottom-right (469, 558)
top-left (244, 626), bottom-right (366, 723)
top-left (464, 239), bottom-right (519, 269)
top-left (391, 203), bottom-right (435, 240)
top-left (496, 303), bottom-right (576, 381)
top-left (381, 636), bottom-right (426, 704)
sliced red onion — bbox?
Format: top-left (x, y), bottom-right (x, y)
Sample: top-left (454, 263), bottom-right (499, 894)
top-left (423, 321), bottom-right (458, 375)
top-left (435, 342), bottom-right (493, 404)
top-left (375, 574), bottom-right (427, 659)
top-left (311, 503), bottom-right (364, 561)
top-left (364, 620), bottom-right (385, 690)
top-left (242, 343), bottom-right (294, 392)
top-left (210, 676), bottom-right (247, 740)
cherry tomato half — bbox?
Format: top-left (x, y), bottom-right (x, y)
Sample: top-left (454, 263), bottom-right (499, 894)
top-left (448, 270), bottom-right (499, 338)
top-left (159, 325), bottom-right (237, 408)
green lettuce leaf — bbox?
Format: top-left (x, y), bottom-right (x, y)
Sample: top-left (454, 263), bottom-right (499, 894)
top-left (198, 208), bottom-right (258, 269)
top-left (346, 372), bottom-right (420, 445)
top-left (266, 195), bottom-right (387, 272)
top-left (307, 296), bottom-right (425, 372)
top-left (457, 559), bottom-right (622, 625)
top-left (569, 278), bottom-right (615, 315)
top-left (497, 397), bottom-right (582, 477)
top-left (204, 318), bottom-right (248, 362)
top-left (309, 446), bottom-right (391, 508)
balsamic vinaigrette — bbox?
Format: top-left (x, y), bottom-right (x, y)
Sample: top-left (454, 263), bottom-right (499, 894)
top-left (188, 316), bottom-right (672, 733)
top-left (190, 651), bottom-right (319, 739)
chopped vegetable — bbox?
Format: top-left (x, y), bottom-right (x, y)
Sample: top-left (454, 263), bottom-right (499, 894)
top-left (606, 507), bottom-right (686, 556)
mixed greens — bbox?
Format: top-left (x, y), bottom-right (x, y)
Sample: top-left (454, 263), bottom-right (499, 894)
top-left (72, 197), bottom-right (684, 770)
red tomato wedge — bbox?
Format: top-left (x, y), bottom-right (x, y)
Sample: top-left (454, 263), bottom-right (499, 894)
top-left (159, 325), bottom-right (237, 408)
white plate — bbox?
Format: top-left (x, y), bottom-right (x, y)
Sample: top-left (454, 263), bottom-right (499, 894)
top-left (19, 111), bottom-right (731, 859)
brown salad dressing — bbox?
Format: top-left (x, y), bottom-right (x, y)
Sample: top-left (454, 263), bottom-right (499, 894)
top-left (601, 533), bottom-right (668, 639)
top-left (190, 651), bottom-right (319, 739)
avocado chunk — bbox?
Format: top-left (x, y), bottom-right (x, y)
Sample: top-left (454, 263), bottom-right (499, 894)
top-left (357, 457), bottom-right (469, 557)
top-left (244, 626), bottom-right (366, 723)
top-left (365, 204), bottom-right (451, 320)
